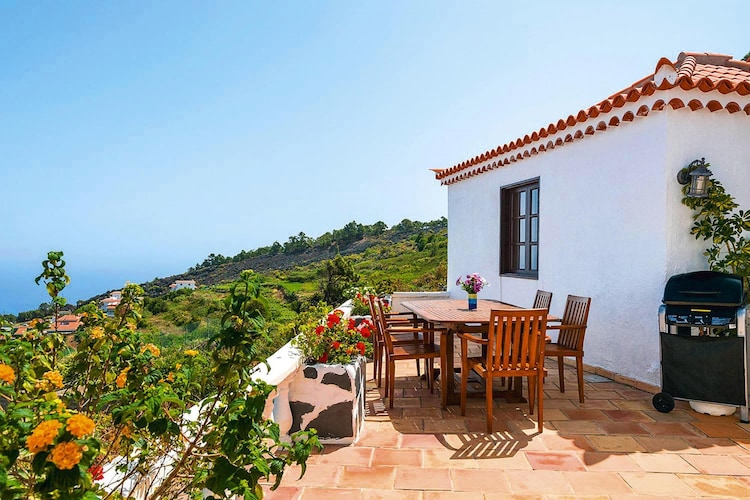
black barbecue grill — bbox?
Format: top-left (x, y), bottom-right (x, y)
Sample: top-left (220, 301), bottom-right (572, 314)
top-left (654, 271), bottom-right (748, 421)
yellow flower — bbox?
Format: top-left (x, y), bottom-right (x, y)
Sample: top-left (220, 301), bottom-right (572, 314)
top-left (121, 425), bottom-right (132, 439)
top-left (90, 326), bottom-right (104, 339)
top-left (27, 419), bottom-right (62, 453)
top-left (0, 363), bottom-right (15, 384)
top-left (49, 441), bottom-right (83, 470)
top-left (140, 343), bottom-right (160, 357)
top-left (116, 367), bottom-right (130, 389)
top-left (166, 372), bottom-right (174, 383)
top-left (175, 363), bottom-right (182, 370)
top-left (184, 349), bottom-right (198, 357)
top-left (66, 414), bottom-right (95, 438)
top-left (43, 370), bottom-right (63, 389)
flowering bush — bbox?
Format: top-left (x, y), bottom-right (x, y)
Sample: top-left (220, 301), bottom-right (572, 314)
top-left (294, 309), bottom-right (374, 364)
top-left (456, 273), bottom-right (489, 294)
top-left (0, 253), bottom-right (319, 499)
top-left (346, 286), bottom-right (376, 316)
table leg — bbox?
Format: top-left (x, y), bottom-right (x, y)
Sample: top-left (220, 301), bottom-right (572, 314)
top-left (440, 328), bottom-right (459, 408)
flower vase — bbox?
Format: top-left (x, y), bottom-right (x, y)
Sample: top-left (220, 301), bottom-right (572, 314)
top-left (467, 293), bottom-right (477, 310)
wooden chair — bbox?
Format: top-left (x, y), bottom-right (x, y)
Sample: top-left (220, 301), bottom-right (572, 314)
top-left (367, 295), bottom-right (424, 386)
top-left (544, 295), bottom-right (591, 403)
top-left (459, 309), bottom-right (548, 433)
top-left (533, 290), bottom-right (553, 311)
top-left (373, 299), bottom-right (442, 408)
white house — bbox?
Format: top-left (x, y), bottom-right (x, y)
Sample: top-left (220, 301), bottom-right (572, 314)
top-left (169, 280), bottom-right (197, 291)
top-left (432, 52), bottom-right (750, 389)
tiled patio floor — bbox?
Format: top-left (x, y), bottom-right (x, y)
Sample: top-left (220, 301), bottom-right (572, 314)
top-left (264, 359), bottom-right (750, 499)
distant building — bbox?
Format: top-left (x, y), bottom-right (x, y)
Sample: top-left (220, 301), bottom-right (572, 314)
top-left (169, 280), bottom-right (197, 291)
top-left (52, 314), bottom-right (83, 334)
top-left (100, 290), bottom-right (122, 317)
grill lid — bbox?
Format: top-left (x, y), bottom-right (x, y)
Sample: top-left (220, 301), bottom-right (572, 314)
top-left (663, 271), bottom-right (745, 306)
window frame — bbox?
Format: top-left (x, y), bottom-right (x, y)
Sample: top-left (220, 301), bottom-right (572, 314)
top-left (500, 178), bottom-right (540, 279)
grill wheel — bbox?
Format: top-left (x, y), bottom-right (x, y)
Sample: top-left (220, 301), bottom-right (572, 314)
top-left (652, 392), bottom-right (675, 413)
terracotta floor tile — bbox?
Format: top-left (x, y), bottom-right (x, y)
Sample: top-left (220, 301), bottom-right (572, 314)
top-left (576, 399), bottom-right (618, 410)
top-left (422, 419), bottom-right (468, 433)
top-left (318, 446), bottom-right (373, 466)
top-left (279, 464), bottom-right (342, 487)
top-left (504, 469), bottom-right (574, 495)
top-left (372, 449), bottom-right (423, 467)
top-left (338, 466), bottom-right (395, 489)
top-left (642, 409), bottom-right (697, 422)
top-left (641, 422), bottom-right (704, 437)
top-left (561, 409), bottom-right (609, 421)
top-left (393, 467), bottom-right (452, 490)
top-left (679, 473), bottom-right (750, 497)
top-left (681, 453), bottom-right (750, 475)
top-left (422, 448), bottom-right (478, 469)
top-left (402, 407), bottom-right (444, 418)
top-left (399, 433), bottom-right (445, 449)
top-left (613, 400), bottom-right (655, 411)
top-left (297, 487), bottom-right (363, 499)
top-left (451, 468), bottom-right (510, 492)
top-left (684, 436), bottom-right (748, 455)
top-left (587, 436), bottom-right (647, 453)
top-left (525, 451), bottom-right (586, 471)
top-left (390, 419), bottom-right (424, 433)
top-left (543, 399), bottom-right (578, 410)
top-left (563, 470), bottom-right (633, 495)
top-left (541, 408), bottom-right (568, 421)
top-left (262, 486), bottom-right (302, 500)
top-left (584, 390), bottom-right (621, 400)
top-left (581, 452), bottom-right (642, 472)
top-left (601, 409), bottom-right (654, 422)
top-left (618, 471), bottom-right (697, 496)
top-left (693, 419), bottom-right (750, 438)
top-left (423, 492), bottom-right (478, 500)
top-left (473, 452), bottom-right (532, 470)
top-left (539, 432), bottom-right (595, 452)
top-left (629, 453), bottom-right (697, 473)
top-left (596, 422), bottom-right (649, 435)
top-left (361, 490), bottom-right (423, 500)
top-left (356, 428), bottom-right (401, 448)
top-left (552, 420), bottom-right (603, 435)
top-left (634, 435), bottom-right (691, 453)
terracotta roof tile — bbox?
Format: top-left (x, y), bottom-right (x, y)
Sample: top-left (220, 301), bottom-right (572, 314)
top-left (435, 52), bottom-right (750, 185)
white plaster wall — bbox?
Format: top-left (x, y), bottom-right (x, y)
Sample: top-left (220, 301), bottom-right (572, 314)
top-left (447, 104), bottom-right (750, 386)
top-left (448, 114), bottom-right (670, 385)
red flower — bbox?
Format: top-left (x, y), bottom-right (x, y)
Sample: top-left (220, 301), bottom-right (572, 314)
top-left (318, 352), bottom-right (328, 363)
top-left (359, 326), bottom-right (371, 338)
top-left (348, 319), bottom-right (356, 330)
top-left (315, 325), bottom-right (325, 335)
top-left (89, 464), bottom-right (104, 481)
top-left (357, 341), bottom-right (366, 356)
top-left (331, 341), bottom-right (341, 349)
top-left (327, 312), bottom-right (341, 325)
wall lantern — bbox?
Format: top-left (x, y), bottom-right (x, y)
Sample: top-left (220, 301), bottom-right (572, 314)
top-left (677, 157), bottom-right (713, 198)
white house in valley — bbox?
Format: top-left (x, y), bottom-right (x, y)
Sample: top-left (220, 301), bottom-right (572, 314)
top-left (169, 279), bottom-right (197, 291)
top-left (432, 52), bottom-right (750, 388)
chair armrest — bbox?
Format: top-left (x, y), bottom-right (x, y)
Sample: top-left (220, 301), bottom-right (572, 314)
top-left (457, 332), bottom-right (488, 345)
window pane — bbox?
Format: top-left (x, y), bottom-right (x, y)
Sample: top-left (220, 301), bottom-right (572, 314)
top-left (531, 188), bottom-right (539, 215)
top-left (519, 191), bottom-right (526, 216)
top-left (518, 246), bottom-right (525, 269)
top-left (518, 219), bottom-right (526, 243)
top-left (530, 245), bottom-right (538, 271)
top-left (531, 217), bottom-right (538, 242)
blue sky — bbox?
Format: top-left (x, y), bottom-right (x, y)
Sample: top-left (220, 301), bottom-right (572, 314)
top-left (1, 1), bottom-right (746, 314)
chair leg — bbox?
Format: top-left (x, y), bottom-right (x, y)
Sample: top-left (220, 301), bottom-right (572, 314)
top-left (486, 376), bottom-right (494, 434)
top-left (373, 341), bottom-right (380, 383)
top-left (383, 354), bottom-right (389, 398)
top-left (460, 358), bottom-right (468, 417)
top-left (557, 356), bottom-right (565, 393)
top-left (537, 370), bottom-right (544, 434)
top-left (388, 360), bottom-right (396, 409)
top-left (428, 358), bottom-right (435, 393)
top-left (528, 376), bottom-right (535, 415)
top-left (576, 357), bottom-right (585, 403)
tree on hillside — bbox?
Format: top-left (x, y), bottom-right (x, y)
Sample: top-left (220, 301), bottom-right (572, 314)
top-left (314, 254), bottom-right (359, 306)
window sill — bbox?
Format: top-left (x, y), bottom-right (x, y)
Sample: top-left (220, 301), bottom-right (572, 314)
top-left (500, 272), bottom-right (539, 280)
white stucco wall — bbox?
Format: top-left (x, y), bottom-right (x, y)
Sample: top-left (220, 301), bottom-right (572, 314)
top-left (446, 103), bottom-right (750, 386)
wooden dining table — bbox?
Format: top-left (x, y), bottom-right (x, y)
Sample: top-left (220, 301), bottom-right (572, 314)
top-left (401, 298), bottom-right (558, 408)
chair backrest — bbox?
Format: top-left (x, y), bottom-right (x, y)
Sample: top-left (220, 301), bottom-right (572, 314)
top-left (533, 290), bottom-right (553, 310)
top-left (486, 309), bottom-right (547, 374)
top-left (373, 298), bottom-right (394, 353)
top-left (558, 295), bottom-right (592, 351)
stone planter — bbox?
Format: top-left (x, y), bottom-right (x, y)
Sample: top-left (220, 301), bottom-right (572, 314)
top-left (287, 356), bottom-right (366, 444)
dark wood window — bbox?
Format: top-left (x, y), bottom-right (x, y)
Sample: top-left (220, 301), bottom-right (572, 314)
top-left (500, 179), bottom-right (539, 278)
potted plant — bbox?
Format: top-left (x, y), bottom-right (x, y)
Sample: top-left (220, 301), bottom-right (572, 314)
top-left (346, 285), bottom-right (377, 319)
top-left (290, 309), bottom-right (375, 443)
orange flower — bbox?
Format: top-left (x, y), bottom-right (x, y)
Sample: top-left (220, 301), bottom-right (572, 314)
top-left (0, 363), bottom-right (15, 384)
top-left (43, 370), bottom-right (63, 389)
top-left (116, 367), bottom-right (130, 389)
top-left (27, 419), bottom-right (62, 453)
top-left (166, 372), bottom-right (174, 382)
top-left (66, 414), bottom-right (95, 438)
top-left (140, 343), bottom-right (160, 357)
top-left (90, 326), bottom-right (104, 339)
top-left (49, 441), bottom-right (83, 470)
